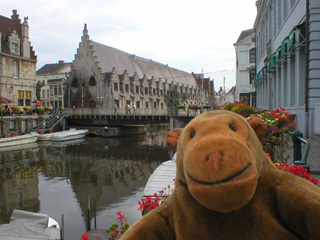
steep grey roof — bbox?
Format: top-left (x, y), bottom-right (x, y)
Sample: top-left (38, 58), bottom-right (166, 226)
top-left (90, 41), bottom-right (197, 86)
top-left (37, 62), bottom-right (71, 74)
top-left (236, 29), bottom-right (255, 44)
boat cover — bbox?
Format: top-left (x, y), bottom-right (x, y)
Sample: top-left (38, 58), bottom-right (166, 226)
top-left (0, 209), bottom-right (60, 239)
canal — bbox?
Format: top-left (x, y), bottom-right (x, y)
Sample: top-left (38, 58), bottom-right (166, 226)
top-left (0, 126), bottom-right (174, 239)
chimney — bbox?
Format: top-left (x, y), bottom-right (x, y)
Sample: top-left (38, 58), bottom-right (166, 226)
top-left (11, 10), bottom-right (20, 22)
top-left (21, 17), bottom-right (30, 58)
top-left (59, 60), bottom-right (65, 64)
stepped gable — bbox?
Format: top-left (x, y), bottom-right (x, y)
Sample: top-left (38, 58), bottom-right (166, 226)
top-left (89, 40), bottom-right (197, 87)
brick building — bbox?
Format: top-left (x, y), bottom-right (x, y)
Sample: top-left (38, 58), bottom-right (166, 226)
top-left (0, 10), bottom-right (37, 106)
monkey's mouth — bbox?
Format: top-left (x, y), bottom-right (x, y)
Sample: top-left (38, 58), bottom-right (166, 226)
top-left (187, 162), bottom-right (252, 186)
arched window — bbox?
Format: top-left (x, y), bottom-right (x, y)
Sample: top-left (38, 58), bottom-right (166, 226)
top-left (90, 100), bottom-right (96, 109)
top-left (89, 76), bottom-right (97, 86)
top-left (71, 78), bottom-right (79, 88)
top-left (249, 48), bottom-right (256, 63)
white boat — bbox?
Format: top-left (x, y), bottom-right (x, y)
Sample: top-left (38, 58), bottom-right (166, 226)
top-left (0, 132), bottom-right (39, 148)
top-left (0, 209), bottom-right (62, 240)
top-left (38, 128), bottom-right (76, 141)
top-left (51, 129), bottom-right (88, 142)
top-left (0, 142), bottom-right (39, 152)
top-left (52, 137), bottom-right (87, 147)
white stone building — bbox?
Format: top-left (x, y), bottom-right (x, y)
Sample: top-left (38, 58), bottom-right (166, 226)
top-left (0, 10), bottom-right (37, 106)
top-left (254, 0), bottom-right (320, 139)
top-left (36, 61), bottom-right (71, 108)
top-left (234, 29), bottom-right (256, 106)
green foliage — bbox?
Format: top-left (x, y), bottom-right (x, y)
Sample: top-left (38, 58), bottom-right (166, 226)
top-left (165, 88), bottom-right (180, 108)
top-left (36, 81), bottom-right (45, 100)
top-left (106, 212), bottom-right (130, 240)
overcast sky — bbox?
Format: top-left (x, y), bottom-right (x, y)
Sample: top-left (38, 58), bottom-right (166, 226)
top-left (2, 0), bottom-right (257, 91)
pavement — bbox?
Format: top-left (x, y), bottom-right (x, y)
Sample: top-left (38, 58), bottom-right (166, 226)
top-left (284, 138), bottom-right (320, 184)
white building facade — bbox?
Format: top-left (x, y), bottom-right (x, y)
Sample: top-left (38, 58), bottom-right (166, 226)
top-left (254, 0), bottom-right (320, 139)
top-left (234, 29), bottom-right (256, 106)
top-left (36, 61), bottom-right (71, 108)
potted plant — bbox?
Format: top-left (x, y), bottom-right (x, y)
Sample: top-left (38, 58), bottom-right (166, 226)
top-left (221, 101), bottom-right (254, 118)
top-left (23, 106), bottom-right (32, 115)
top-left (11, 106), bottom-right (20, 115)
top-left (36, 106), bottom-right (45, 115)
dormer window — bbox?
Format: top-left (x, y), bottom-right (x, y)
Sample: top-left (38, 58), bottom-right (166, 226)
top-left (11, 42), bottom-right (19, 54)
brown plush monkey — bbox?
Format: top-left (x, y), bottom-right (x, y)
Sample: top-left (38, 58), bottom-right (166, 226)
top-left (121, 110), bottom-right (320, 240)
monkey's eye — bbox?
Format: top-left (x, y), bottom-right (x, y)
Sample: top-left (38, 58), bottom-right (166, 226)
top-left (229, 124), bottom-right (237, 132)
top-left (190, 130), bottom-right (196, 138)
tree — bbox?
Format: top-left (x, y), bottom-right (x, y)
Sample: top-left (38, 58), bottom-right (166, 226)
top-left (36, 81), bottom-right (45, 100)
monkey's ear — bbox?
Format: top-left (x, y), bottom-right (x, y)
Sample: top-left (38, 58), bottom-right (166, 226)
top-left (166, 128), bottom-right (183, 151)
top-left (247, 117), bottom-right (267, 140)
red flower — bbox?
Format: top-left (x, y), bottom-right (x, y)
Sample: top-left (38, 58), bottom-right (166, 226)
top-left (81, 232), bottom-right (89, 240)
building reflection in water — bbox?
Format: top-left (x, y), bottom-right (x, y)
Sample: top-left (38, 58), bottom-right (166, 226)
top-left (0, 128), bottom-right (173, 239)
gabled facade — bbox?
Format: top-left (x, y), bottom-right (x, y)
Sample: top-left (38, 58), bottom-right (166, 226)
top-left (254, 0), bottom-right (320, 139)
top-left (0, 10), bottom-right (37, 106)
top-left (36, 61), bottom-right (72, 108)
top-left (66, 24), bottom-right (213, 113)
top-left (234, 29), bottom-right (256, 106)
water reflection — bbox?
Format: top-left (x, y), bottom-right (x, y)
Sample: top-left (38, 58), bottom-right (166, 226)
top-left (0, 129), bottom-right (173, 239)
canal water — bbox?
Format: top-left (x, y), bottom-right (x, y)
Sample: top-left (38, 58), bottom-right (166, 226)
top-left (0, 126), bottom-right (174, 239)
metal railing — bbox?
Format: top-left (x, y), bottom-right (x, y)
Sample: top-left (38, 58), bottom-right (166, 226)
top-left (64, 107), bottom-right (209, 118)
top-left (288, 130), bottom-right (310, 172)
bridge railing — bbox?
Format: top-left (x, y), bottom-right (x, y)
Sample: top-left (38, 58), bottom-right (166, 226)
top-left (64, 107), bottom-right (204, 117)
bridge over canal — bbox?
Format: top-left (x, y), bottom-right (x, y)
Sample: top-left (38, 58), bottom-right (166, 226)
top-left (44, 107), bottom-right (207, 136)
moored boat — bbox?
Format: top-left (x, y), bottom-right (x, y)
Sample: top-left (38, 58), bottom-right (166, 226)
top-left (0, 132), bottom-right (39, 148)
top-left (38, 128), bottom-right (76, 141)
top-left (51, 129), bottom-right (88, 142)
top-left (0, 209), bottom-right (62, 240)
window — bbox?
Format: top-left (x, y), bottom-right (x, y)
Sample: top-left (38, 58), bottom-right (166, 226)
top-left (160, 90), bottom-right (163, 96)
top-left (42, 89), bottom-right (45, 98)
top-left (13, 60), bottom-right (19, 78)
top-left (136, 101), bottom-right (140, 108)
top-left (58, 85), bottom-right (62, 95)
top-left (9, 120), bottom-right (16, 130)
top-left (50, 86), bottom-right (53, 96)
top-left (249, 48), bottom-right (256, 63)
top-left (154, 102), bottom-right (157, 108)
top-left (146, 101), bottom-right (149, 108)
top-left (249, 69), bottom-right (256, 84)
top-left (145, 87), bottom-right (148, 94)
top-left (114, 82), bottom-right (118, 91)
top-left (54, 85), bottom-right (58, 95)
top-left (22, 120), bottom-right (27, 133)
top-left (47, 89), bottom-right (49, 98)
top-left (125, 84), bottom-right (129, 92)
top-left (136, 86), bottom-right (139, 93)
top-left (12, 42), bottom-right (19, 54)
top-left (33, 119), bottom-right (38, 127)
top-left (153, 88), bottom-right (156, 95)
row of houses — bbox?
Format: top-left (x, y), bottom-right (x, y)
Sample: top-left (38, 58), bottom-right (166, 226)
top-left (234, 0), bottom-right (320, 140)
top-left (0, 10), bottom-right (215, 113)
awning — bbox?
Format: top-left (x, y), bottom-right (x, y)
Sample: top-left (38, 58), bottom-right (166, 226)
top-left (280, 37), bottom-right (288, 58)
top-left (0, 96), bottom-right (13, 104)
top-left (275, 47), bottom-right (281, 64)
top-left (288, 27), bottom-right (296, 50)
top-left (270, 53), bottom-right (275, 68)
